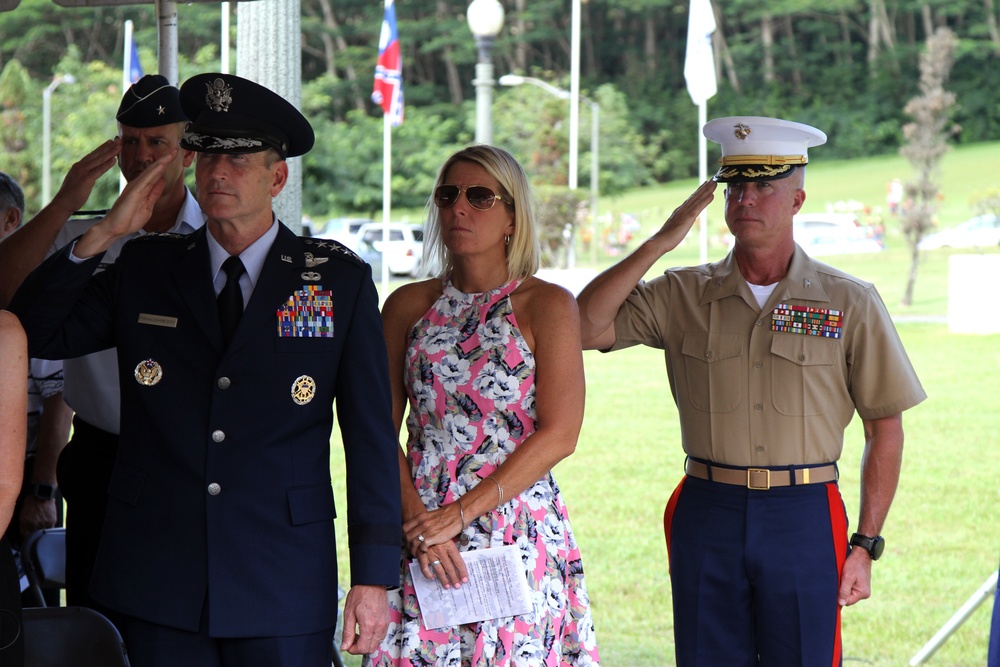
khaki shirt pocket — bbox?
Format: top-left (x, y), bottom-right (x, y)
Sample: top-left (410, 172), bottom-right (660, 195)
top-left (770, 334), bottom-right (841, 416)
top-left (680, 332), bottom-right (744, 412)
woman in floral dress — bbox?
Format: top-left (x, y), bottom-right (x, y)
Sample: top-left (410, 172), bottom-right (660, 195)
top-left (366, 146), bottom-right (599, 667)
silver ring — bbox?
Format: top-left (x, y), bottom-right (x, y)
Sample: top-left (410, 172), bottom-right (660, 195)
top-left (431, 559), bottom-right (441, 566)
top-left (417, 534), bottom-right (425, 543)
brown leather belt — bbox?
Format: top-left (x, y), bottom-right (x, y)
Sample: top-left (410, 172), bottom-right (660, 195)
top-left (684, 458), bottom-right (838, 490)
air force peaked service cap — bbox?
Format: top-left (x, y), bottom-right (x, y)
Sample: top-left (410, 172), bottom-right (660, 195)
top-left (704, 116), bottom-right (827, 183)
top-left (178, 73), bottom-right (314, 159)
top-left (116, 74), bottom-right (187, 127)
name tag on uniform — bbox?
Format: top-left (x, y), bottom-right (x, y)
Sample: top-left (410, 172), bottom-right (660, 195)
top-left (276, 285), bottom-right (334, 338)
top-left (771, 304), bottom-right (843, 339)
top-left (137, 313), bottom-right (179, 328)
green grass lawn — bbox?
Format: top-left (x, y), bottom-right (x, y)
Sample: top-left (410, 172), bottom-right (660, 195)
top-left (332, 321), bottom-right (1000, 666)
top-left (331, 143), bottom-right (1000, 665)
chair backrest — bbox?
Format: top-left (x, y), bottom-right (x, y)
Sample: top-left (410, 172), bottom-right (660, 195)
top-left (20, 528), bottom-right (66, 608)
top-left (22, 606), bottom-right (129, 667)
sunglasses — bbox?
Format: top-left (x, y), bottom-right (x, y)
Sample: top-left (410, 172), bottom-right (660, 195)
top-left (433, 184), bottom-right (513, 211)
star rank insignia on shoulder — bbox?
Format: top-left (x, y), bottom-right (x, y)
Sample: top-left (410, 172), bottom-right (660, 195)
top-left (303, 237), bottom-right (361, 263)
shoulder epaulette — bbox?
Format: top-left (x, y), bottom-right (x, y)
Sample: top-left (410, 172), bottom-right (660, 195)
top-left (132, 232), bottom-right (189, 242)
top-left (302, 237), bottom-right (362, 265)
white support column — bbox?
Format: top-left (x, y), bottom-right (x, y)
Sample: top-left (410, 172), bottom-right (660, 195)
top-left (237, 0), bottom-right (304, 231)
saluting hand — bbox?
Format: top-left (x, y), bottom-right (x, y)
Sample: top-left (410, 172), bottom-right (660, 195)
top-left (49, 138), bottom-right (121, 218)
top-left (649, 179), bottom-right (717, 255)
top-left (74, 149), bottom-right (175, 259)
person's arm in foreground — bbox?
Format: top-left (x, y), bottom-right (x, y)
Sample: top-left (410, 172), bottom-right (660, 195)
top-left (577, 179), bottom-right (716, 350)
top-left (402, 284), bottom-right (587, 588)
top-left (0, 312), bottom-right (28, 534)
top-left (0, 139), bottom-right (120, 307)
top-left (838, 413), bottom-right (904, 607)
top-left (20, 386), bottom-right (72, 538)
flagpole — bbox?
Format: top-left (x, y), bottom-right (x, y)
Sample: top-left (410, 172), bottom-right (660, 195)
top-left (381, 113), bottom-right (391, 304)
top-left (120, 20), bottom-right (135, 194)
top-left (684, 0), bottom-right (717, 264)
top-left (698, 100), bottom-right (708, 264)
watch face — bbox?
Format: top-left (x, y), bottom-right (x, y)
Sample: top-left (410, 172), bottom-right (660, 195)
top-left (851, 533), bottom-right (885, 560)
top-left (871, 536), bottom-right (885, 560)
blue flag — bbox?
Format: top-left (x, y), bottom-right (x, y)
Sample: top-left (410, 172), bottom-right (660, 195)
top-left (128, 34), bottom-right (143, 84)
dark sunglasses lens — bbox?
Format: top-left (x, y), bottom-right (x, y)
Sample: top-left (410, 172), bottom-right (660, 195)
top-left (466, 186), bottom-right (498, 210)
top-left (434, 185), bottom-right (460, 208)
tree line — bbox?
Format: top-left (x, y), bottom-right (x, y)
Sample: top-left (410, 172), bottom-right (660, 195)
top-left (0, 0), bottom-right (995, 221)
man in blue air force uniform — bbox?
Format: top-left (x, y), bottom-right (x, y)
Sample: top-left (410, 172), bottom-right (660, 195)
top-left (10, 73), bottom-right (401, 667)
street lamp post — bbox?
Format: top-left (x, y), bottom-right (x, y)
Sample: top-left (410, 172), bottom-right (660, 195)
top-left (42, 74), bottom-right (76, 207)
top-left (467, 0), bottom-right (505, 145)
top-left (499, 74), bottom-right (600, 263)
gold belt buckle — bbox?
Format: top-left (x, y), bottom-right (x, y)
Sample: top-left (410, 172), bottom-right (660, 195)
top-left (747, 468), bottom-right (770, 490)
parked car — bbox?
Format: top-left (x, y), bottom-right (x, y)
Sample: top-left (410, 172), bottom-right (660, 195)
top-left (356, 223), bottom-right (424, 277)
top-left (792, 212), bottom-right (884, 256)
top-left (354, 236), bottom-right (383, 276)
top-left (316, 217), bottom-right (373, 249)
top-left (918, 213), bottom-right (1000, 250)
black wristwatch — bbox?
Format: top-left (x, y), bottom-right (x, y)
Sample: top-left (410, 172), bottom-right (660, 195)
top-left (850, 533), bottom-right (885, 561)
top-left (29, 483), bottom-right (58, 500)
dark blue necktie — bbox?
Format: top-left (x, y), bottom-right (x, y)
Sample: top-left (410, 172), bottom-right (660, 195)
top-left (218, 256), bottom-right (246, 345)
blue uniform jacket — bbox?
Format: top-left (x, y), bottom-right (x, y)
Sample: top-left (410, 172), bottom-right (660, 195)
top-left (10, 224), bottom-right (402, 637)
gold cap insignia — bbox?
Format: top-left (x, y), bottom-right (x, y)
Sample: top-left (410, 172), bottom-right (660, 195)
top-left (134, 359), bottom-right (163, 386)
top-left (734, 123), bottom-right (752, 140)
top-left (291, 375), bottom-right (316, 405)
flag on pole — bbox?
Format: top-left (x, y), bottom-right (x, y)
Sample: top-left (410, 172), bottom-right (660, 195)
top-left (684, 0), bottom-right (717, 106)
top-left (373, 0), bottom-right (404, 126)
top-left (127, 28), bottom-right (143, 84)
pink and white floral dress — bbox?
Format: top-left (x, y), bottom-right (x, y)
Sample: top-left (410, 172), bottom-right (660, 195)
top-left (366, 277), bottom-right (600, 667)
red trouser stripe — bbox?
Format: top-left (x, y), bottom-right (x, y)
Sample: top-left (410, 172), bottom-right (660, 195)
top-left (662, 476), bottom-right (686, 574)
top-left (827, 482), bottom-right (849, 667)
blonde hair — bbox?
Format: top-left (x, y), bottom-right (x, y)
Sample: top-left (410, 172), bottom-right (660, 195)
top-left (422, 145), bottom-right (541, 280)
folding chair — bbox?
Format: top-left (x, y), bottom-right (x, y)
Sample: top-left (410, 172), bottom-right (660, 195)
top-left (20, 528), bottom-right (66, 608)
top-left (22, 606), bottom-right (130, 666)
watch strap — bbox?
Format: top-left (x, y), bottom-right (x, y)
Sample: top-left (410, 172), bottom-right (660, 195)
top-left (29, 483), bottom-right (58, 500)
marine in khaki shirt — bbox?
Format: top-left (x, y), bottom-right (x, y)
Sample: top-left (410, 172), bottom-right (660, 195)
top-left (611, 244), bottom-right (925, 467)
top-left (577, 116), bottom-right (925, 666)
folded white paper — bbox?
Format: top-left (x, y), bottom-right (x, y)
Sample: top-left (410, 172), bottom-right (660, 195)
top-left (409, 544), bottom-right (533, 630)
